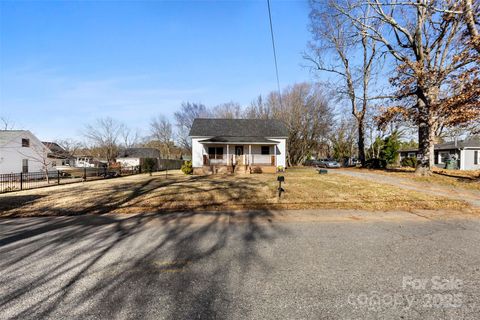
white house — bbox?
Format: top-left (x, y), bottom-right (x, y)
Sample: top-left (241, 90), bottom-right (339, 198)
top-left (189, 118), bottom-right (288, 174)
top-left (399, 138), bottom-right (480, 170)
top-left (117, 148), bottom-right (161, 169)
top-left (0, 130), bottom-right (53, 174)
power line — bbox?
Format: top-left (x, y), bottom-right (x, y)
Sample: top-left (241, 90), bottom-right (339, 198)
top-left (266, 0), bottom-right (283, 106)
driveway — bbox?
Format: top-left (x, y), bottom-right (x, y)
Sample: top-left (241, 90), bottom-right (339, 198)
top-left (336, 169), bottom-right (480, 208)
top-left (1, 210), bottom-right (479, 319)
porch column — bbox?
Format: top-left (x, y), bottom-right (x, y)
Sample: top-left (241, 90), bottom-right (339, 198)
top-left (249, 144), bottom-right (252, 165)
top-left (226, 144), bottom-right (230, 165)
top-left (274, 144), bottom-right (277, 168)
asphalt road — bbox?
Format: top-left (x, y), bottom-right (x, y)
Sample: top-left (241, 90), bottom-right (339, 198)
top-left (1, 210), bottom-right (479, 320)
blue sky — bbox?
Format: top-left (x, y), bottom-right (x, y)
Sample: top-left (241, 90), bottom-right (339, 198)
top-left (0, 0), bottom-right (317, 141)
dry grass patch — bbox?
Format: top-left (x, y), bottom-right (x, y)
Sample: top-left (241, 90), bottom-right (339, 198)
top-left (274, 168), bottom-right (468, 210)
top-left (352, 167), bottom-right (480, 191)
top-left (0, 168), bottom-right (469, 217)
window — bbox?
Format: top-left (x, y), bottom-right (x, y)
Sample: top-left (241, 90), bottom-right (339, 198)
top-left (261, 146), bottom-right (270, 155)
top-left (22, 159), bottom-right (28, 173)
top-left (208, 147), bottom-right (224, 159)
top-left (475, 151), bottom-right (479, 165)
top-left (439, 151), bottom-right (450, 164)
top-left (215, 147), bottom-right (223, 159)
top-left (208, 147), bottom-right (215, 159)
top-left (407, 152), bottom-right (416, 158)
top-left (21, 138), bottom-right (30, 147)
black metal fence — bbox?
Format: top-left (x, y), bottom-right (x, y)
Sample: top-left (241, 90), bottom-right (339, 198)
top-left (0, 160), bottom-right (184, 194)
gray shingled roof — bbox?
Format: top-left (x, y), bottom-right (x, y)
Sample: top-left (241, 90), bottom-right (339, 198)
top-left (200, 136), bottom-right (278, 143)
top-left (399, 138), bottom-right (480, 152)
top-left (189, 119), bottom-right (288, 137)
top-left (435, 139), bottom-right (480, 149)
top-left (117, 148), bottom-right (161, 159)
top-left (42, 142), bottom-right (69, 159)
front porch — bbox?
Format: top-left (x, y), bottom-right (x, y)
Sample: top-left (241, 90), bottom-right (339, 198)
top-left (198, 142), bottom-right (279, 174)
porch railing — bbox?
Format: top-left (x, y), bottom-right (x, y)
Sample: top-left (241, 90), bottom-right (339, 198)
top-left (203, 154), bottom-right (276, 166)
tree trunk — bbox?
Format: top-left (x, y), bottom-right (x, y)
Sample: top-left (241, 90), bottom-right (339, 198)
top-left (44, 167), bottom-right (50, 184)
top-left (415, 100), bottom-right (433, 176)
top-left (357, 119), bottom-right (366, 166)
top-left (465, 0), bottom-right (480, 54)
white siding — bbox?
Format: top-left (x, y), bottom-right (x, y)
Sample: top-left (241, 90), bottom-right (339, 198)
top-left (269, 138), bottom-right (287, 168)
top-left (463, 149), bottom-right (480, 170)
top-left (0, 131), bottom-right (51, 174)
top-left (117, 158), bottom-right (140, 167)
top-left (192, 138), bottom-right (206, 168)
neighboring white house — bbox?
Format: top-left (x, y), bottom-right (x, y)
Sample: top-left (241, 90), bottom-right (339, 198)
top-left (117, 148), bottom-right (161, 169)
top-left (399, 138), bottom-right (480, 170)
top-left (189, 118), bottom-right (288, 174)
top-left (0, 130), bottom-right (53, 174)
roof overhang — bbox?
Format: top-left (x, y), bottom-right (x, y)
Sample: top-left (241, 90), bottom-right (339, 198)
top-left (198, 136), bottom-right (279, 144)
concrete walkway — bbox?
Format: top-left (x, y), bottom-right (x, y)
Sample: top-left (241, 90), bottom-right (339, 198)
top-left (335, 169), bottom-right (480, 208)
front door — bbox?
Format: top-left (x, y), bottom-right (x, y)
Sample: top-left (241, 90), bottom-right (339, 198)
top-left (235, 146), bottom-right (244, 165)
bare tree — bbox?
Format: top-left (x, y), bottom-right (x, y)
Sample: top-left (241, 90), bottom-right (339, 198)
top-left (1, 117), bottom-right (15, 130)
top-left (306, 0), bottom-right (383, 167)
top-left (334, 0), bottom-right (480, 175)
top-left (150, 115), bottom-right (173, 158)
top-left (330, 116), bottom-right (358, 162)
top-left (212, 102), bottom-right (243, 119)
top-left (244, 96), bottom-right (274, 119)
top-left (17, 142), bottom-right (53, 183)
top-left (54, 139), bottom-right (83, 166)
top-left (55, 139), bottom-right (83, 157)
top-left (174, 102), bottom-right (211, 150)
top-left (83, 117), bottom-right (123, 163)
top-left (119, 125), bottom-right (140, 149)
top-left (248, 83), bottom-right (334, 166)
top-left (463, 0), bottom-right (480, 54)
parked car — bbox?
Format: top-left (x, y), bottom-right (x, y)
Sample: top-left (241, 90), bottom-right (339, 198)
top-left (304, 159), bottom-right (322, 167)
top-left (318, 159), bottom-right (341, 168)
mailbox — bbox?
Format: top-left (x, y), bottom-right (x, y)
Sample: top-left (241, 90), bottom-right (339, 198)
top-left (277, 176), bottom-right (285, 182)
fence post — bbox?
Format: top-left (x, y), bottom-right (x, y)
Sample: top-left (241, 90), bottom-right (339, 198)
top-left (83, 167), bottom-right (87, 181)
top-left (57, 170), bottom-right (60, 185)
top-left (20, 172), bottom-right (23, 190)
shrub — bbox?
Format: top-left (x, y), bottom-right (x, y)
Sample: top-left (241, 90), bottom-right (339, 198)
top-left (401, 157), bottom-right (417, 168)
top-left (181, 161), bottom-right (193, 175)
top-left (365, 158), bottom-right (387, 169)
top-left (142, 158), bottom-right (157, 175)
top-left (380, 131), bottom-right (401, 165)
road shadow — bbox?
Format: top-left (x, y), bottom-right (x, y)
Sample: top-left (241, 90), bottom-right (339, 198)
top-left (0, 195), bottom-right (46, 212)
top-left (0, 209), bottom-right (287, 319)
